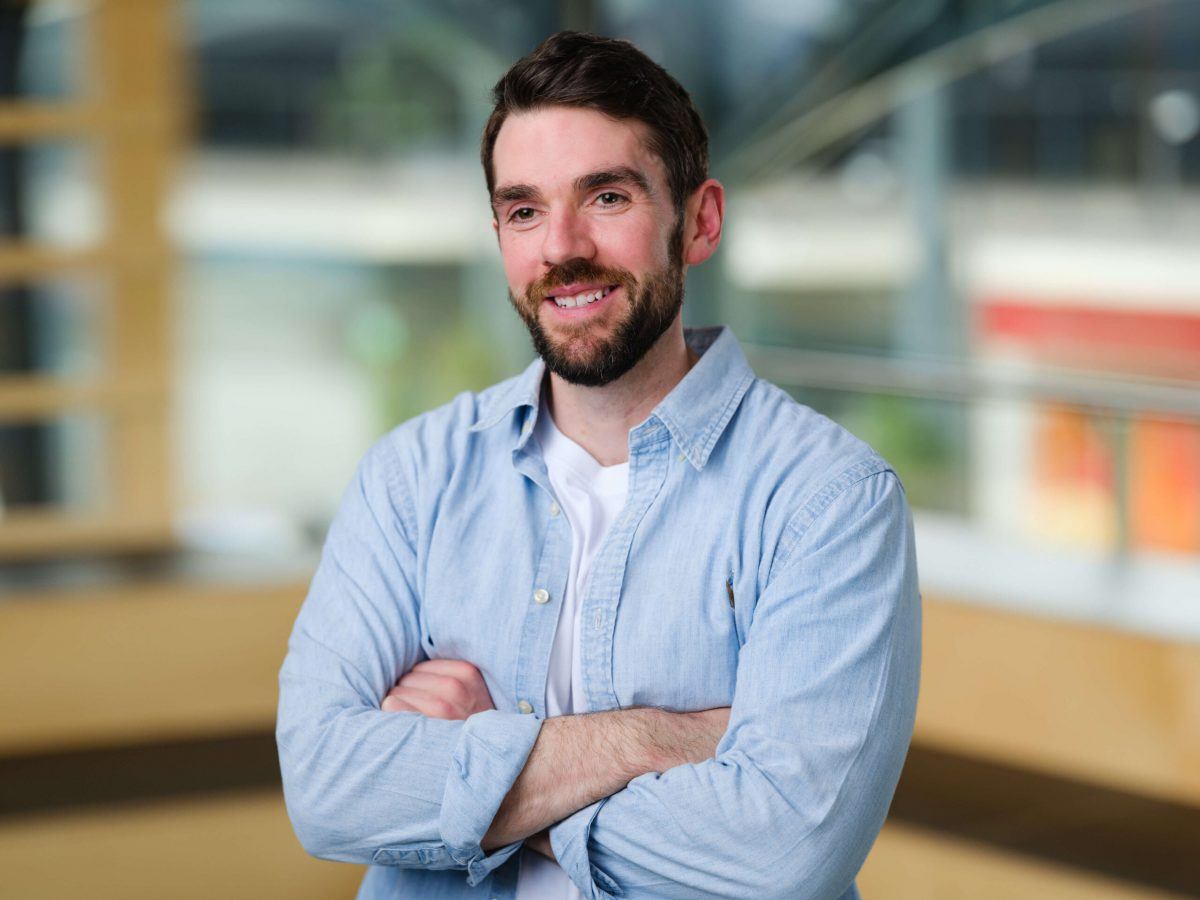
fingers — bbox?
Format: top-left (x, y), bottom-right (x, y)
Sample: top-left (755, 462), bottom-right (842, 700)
top-left (396, 671), bottom-right (472, 709)
top-left (381, 694), bottom-right (419, 713)
top-left (406, 659), bottom-right (496, 712)
top-left (410, 658), bottom-right (485, 680)
top-left (380, 658), bottom-right (497, 719)
top-left (382, 687), bottom-right (458, 719)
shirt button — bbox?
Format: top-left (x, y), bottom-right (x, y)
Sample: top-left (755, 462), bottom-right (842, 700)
top-left (549, 502), bottom-right (561, 517)
top-left (517, 700), bottom-right (534, 714)
top-left (533, 588), bottom-right (550, 604)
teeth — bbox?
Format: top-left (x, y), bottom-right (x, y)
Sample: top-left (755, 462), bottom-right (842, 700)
top-left (553, 286), bottom-right (613, 308)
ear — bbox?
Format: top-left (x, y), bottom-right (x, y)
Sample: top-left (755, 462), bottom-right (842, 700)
top-left (681, 178), bottom-right (725, 266)
top-left (492, 218), bottom-right (499, 243)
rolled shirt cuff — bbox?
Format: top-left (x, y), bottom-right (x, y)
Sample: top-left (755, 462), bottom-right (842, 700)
top-left (439, 708), bottom-right (544, 886)
top-left (549, 798), bottom-right (619, 899)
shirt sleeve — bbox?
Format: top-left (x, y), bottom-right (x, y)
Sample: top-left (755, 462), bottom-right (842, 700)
top-left (548, 466), bottom-right (921, 899)
top-left (276, 437), bottom-right (543, 886)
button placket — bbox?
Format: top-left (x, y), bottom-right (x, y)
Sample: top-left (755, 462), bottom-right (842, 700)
top-left (511, 443), bottom-right (571, 732)
top-left (581, 436), bottom-right (670, 713)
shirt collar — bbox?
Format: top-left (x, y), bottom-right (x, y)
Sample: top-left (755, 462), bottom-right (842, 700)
top-left (469, 325), bottom-right (755, 470)
top-left (468, 355), bottom-right (545, 435)
top-left (652, 326), bottom-right (755, 470)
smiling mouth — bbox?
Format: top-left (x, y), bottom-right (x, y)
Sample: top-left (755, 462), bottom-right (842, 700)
top-left (545, 285), bottom-right (618, 309)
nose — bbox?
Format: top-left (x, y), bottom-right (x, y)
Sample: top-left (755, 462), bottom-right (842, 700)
top-left (541, 205), bottom-right (596, 267)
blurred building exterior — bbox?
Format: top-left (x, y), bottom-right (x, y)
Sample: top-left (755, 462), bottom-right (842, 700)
top-left (1, 1), bottom-right (1198, 897)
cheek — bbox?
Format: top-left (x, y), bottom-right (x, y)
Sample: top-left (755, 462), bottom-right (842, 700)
top-left (500, 233), bottom-right (543, 277)
top-left (601, 219), bottom-right (670, 271)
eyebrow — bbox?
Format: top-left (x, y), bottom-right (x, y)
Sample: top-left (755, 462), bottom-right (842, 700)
top-left (575, 166), bottom-right (651, 196)
top-left (491, 166), bottom-right (653, 209)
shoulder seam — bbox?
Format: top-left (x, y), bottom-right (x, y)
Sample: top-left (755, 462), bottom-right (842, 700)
top-left (775, 458), bottom-right (896, 570)
top-left (376, 432), bottom-right (420, 542)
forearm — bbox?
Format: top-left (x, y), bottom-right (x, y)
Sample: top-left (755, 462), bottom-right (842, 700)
top-left (481, 705), bottom-right (726, 851)
top-left (279, 665), bottom-right (542, 867)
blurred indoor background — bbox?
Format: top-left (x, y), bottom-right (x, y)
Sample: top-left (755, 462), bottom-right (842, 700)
top-left (1, 0), bottom-right (1198, 896)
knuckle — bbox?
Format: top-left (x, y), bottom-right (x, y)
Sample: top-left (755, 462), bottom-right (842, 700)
top-left (429, 699), bottom-right (456, 719)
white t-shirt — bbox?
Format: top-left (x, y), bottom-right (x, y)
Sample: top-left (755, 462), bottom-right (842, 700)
top-left (515, 403), bottom-right (630, 900)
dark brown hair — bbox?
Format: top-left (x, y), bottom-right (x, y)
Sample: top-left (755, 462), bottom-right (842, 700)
top-left (481, 31), bottom-right (709, 217)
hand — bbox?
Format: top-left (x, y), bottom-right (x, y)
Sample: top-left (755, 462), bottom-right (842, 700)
top-left (526, 828), bottom-right (555, 861)
top-left (381, 658), bottom-right (495, 720)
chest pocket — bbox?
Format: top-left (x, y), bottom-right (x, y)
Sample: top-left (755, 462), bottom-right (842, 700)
top-left (611, 557), bottom-right (749, 712)
top-left (726, 572), bottom-right (750, 647)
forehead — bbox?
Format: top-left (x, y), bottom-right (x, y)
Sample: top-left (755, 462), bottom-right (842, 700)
top-left (492, 106), bottom-right (667, 193)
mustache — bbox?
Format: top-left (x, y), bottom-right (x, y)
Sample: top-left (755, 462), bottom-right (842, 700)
top-left (524, 259), bottom-right (636, 301)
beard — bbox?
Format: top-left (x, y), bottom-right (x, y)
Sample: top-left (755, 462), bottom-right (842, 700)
top-left (509, 230), bottom-right (686, 388)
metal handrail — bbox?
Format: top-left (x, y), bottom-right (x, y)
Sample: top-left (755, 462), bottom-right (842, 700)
top-left (743, 343), bottom-right (1200, 421)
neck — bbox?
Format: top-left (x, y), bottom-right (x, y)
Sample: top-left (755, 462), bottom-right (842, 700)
top-left (544, 316), bottom-right (699, 466)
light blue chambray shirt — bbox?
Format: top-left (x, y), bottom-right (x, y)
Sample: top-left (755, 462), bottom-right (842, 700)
top-left (277, 326), bottom-right (921, 900)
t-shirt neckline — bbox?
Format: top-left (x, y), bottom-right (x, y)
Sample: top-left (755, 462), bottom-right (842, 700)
top-left (534, 399), bottom-right (629, 494)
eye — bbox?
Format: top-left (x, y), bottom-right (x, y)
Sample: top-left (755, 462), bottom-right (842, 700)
top-left (595, 191), bottom-right (628, 207)
top-left (508, 206), bottom-right (537, 223)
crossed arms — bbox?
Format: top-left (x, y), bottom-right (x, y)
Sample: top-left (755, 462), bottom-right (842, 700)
top-left (276, 447), bottom-right (921, 899)
top-left (379, 658), bottom-right (731, 858)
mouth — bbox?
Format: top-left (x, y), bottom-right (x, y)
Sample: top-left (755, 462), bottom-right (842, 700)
top-left (542, 284), bottom-right (620, 317)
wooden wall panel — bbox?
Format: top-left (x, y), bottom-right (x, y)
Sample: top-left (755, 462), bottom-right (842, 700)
top-left (0, 579), bottom-right (308, 754)
top-left (0, 789), bottom-right (363, 900)
top-left (859, 822), bottom-right (1179, 900)
top-left (915, 596), bottom-right (1200, 806)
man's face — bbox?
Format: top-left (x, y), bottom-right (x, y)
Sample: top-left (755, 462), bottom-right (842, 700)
top-left (490, 106), bottom-right (685, 387)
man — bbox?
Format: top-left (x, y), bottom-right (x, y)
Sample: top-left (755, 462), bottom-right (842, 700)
top-left (277, 31), bottom-right (920, 900)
